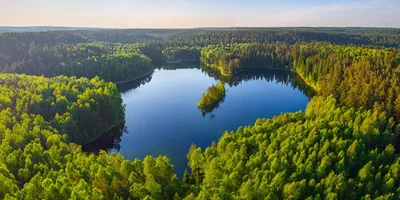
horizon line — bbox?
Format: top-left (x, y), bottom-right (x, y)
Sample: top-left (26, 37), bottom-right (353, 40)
top-left (1, 25), bottom-right (400, 30)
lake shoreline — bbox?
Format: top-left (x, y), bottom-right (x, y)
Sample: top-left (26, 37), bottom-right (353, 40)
top-left (166, 59), bottom-right (198, 64)
top-left (116, 67), bottom-right (312, 178)
top-left (202, 64), bottom-right (292, 77)
top-left (114, 71), bottom-right (154, 86)
top-left (82, 120), bottom-right (125, 145)
top-left (293, 71), bottom-right (320, 93)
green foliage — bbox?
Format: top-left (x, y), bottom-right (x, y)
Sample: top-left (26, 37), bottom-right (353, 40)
top-left (163, 46), bottom-right (201, 61)
top-left (1, 28), bottom-right (400, 199)
top-left (0, 42), bottom-right (154, 82)
top-left (200, 43), bottom-right (292, 75)
top-left (185, 97), bottom-right (400, 199)
top-left (201, 42), bottom-right (400, 123)
top-left (0, 74), bottom-right (183, 199)
top-left (163, 29), bottom-right (400, 47)
top-left (197, 81), bottom-right (226, 113)
top-left (0, 73), bottom-right (124, 144)
top-left (292, 43), bottom-right (400, 122)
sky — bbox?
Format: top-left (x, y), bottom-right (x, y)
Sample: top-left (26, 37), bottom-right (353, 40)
top-left (1, 0), bottom-right (399, 28)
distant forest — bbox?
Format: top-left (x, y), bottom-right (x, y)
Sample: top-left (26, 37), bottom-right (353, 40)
top-left (2, 26), bottom-right (400, 35)
top-left (1, 27), bottom-right (399, 81)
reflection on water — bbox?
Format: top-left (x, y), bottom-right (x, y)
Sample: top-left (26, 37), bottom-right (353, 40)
top-left (87, 62), bottom-right (314, 176)
top-left (199, 97), bottom-right (225, 117)
top-left (196, 65), bottom-right (316, 117)
top-left (117, 63), bottom-right (200, 92)
top-left (117, 73), bottom-right (153, 93)
top-left (119, 63), bottom-right (315, 100)
top-left (201, 66), bottom-right (316, 98)
top-left (82, 123), bottom-right (127, 153)
top-left (91, 63), bottom-right (315, 153)
top-left (158, 62), bottom-right (200, 71)
top-left (118, 64), bottom-right (316, 119)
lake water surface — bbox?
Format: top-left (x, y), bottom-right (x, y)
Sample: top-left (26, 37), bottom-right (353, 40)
top-left (88, 64), bottom-right (313, 177)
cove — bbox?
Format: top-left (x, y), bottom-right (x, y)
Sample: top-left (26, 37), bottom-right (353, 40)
top-left (85, 64), bottom-right (313, 177)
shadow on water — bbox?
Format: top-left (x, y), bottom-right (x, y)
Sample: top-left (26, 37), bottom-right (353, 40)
top-left (201, 66), bottom-right (316, 99)
top-left (82, 123), bottom-right (128, 153)
top-left (158, 61), bottom-right (200, 71)
top-left (116, 62), bottom-right (317, 100)
top-left (199, 96), bottom-right (226, 117)
top-left (197, 66), bottom-right (316, 117)
top-left (90, 63), bottom-right (316, 154)
top-left (117, 63), bottom-right (316, 119)
top-left (117, 62), bottom-right (201, 93)
top-left (117, 73), bottom-right (154, 93)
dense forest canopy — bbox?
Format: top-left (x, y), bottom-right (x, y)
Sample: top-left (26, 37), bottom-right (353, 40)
top-left (0, 74), bottom-right (124, 144)
top-left (0, 75), bottom-right (182, 199)
top-left (200, 42), bottom-right (400, 125)
top-left (200, 42), bottom-right (292, 75)
top-left (0, 42), bottom-right (155, 82)
top-left (163, 46), bottom-right (201, 62)
top-left (184, 97), bottom-right (400, 199)
top-left (1, 28), bottom-right (399, 83)
top-left (0, 28), bottom-right (400, 199)
top-left (194, 27), bottom-right (400, 36)
top-left (1, 27), bottom-right (400, 47)
top-left (292, 43), bottom-right (400, 121)
top-left (162, 30), bottom-right (400, 48)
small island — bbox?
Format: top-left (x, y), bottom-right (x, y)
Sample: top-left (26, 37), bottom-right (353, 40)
top-left (197, 81), bottom-right (226, 114)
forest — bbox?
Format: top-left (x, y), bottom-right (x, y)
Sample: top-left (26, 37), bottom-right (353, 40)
top-left (200, 43), bottom-right (292, 75)
top-left (1, 28), bottom-right (400, 81)
top-left (0, 28), bottom-right (400, 199)
top-left (200, 42), bottom-right (400, 125)
top-left (184, 97), bottom-right (400, 199)
top-left (0, 42), bottom-right (155, 82)
top-left (0, 74), bottom-right (125, 144)
top-left (0, 74), bottom-right (185, 199)
top-left (163, 46), bottom-right (201, 62)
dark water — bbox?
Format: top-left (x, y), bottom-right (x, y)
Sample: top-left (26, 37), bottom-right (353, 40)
top-left (85, 64), bottom-right (313, 177)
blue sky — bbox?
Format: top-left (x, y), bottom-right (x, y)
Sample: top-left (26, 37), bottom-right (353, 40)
top-left (1, 0), bottom-right (399, 28)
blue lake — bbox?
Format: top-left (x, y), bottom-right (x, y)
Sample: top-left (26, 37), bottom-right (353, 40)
top-left (91, 65), bottom-right (313, 177)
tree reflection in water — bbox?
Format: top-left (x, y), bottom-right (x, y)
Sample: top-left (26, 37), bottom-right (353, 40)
top-left (199, 65), bottom-right (315, 116)
top-left (88, 63), bottom-right (315, 152)
top-left (82, 123), bottom-right (128, 153)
